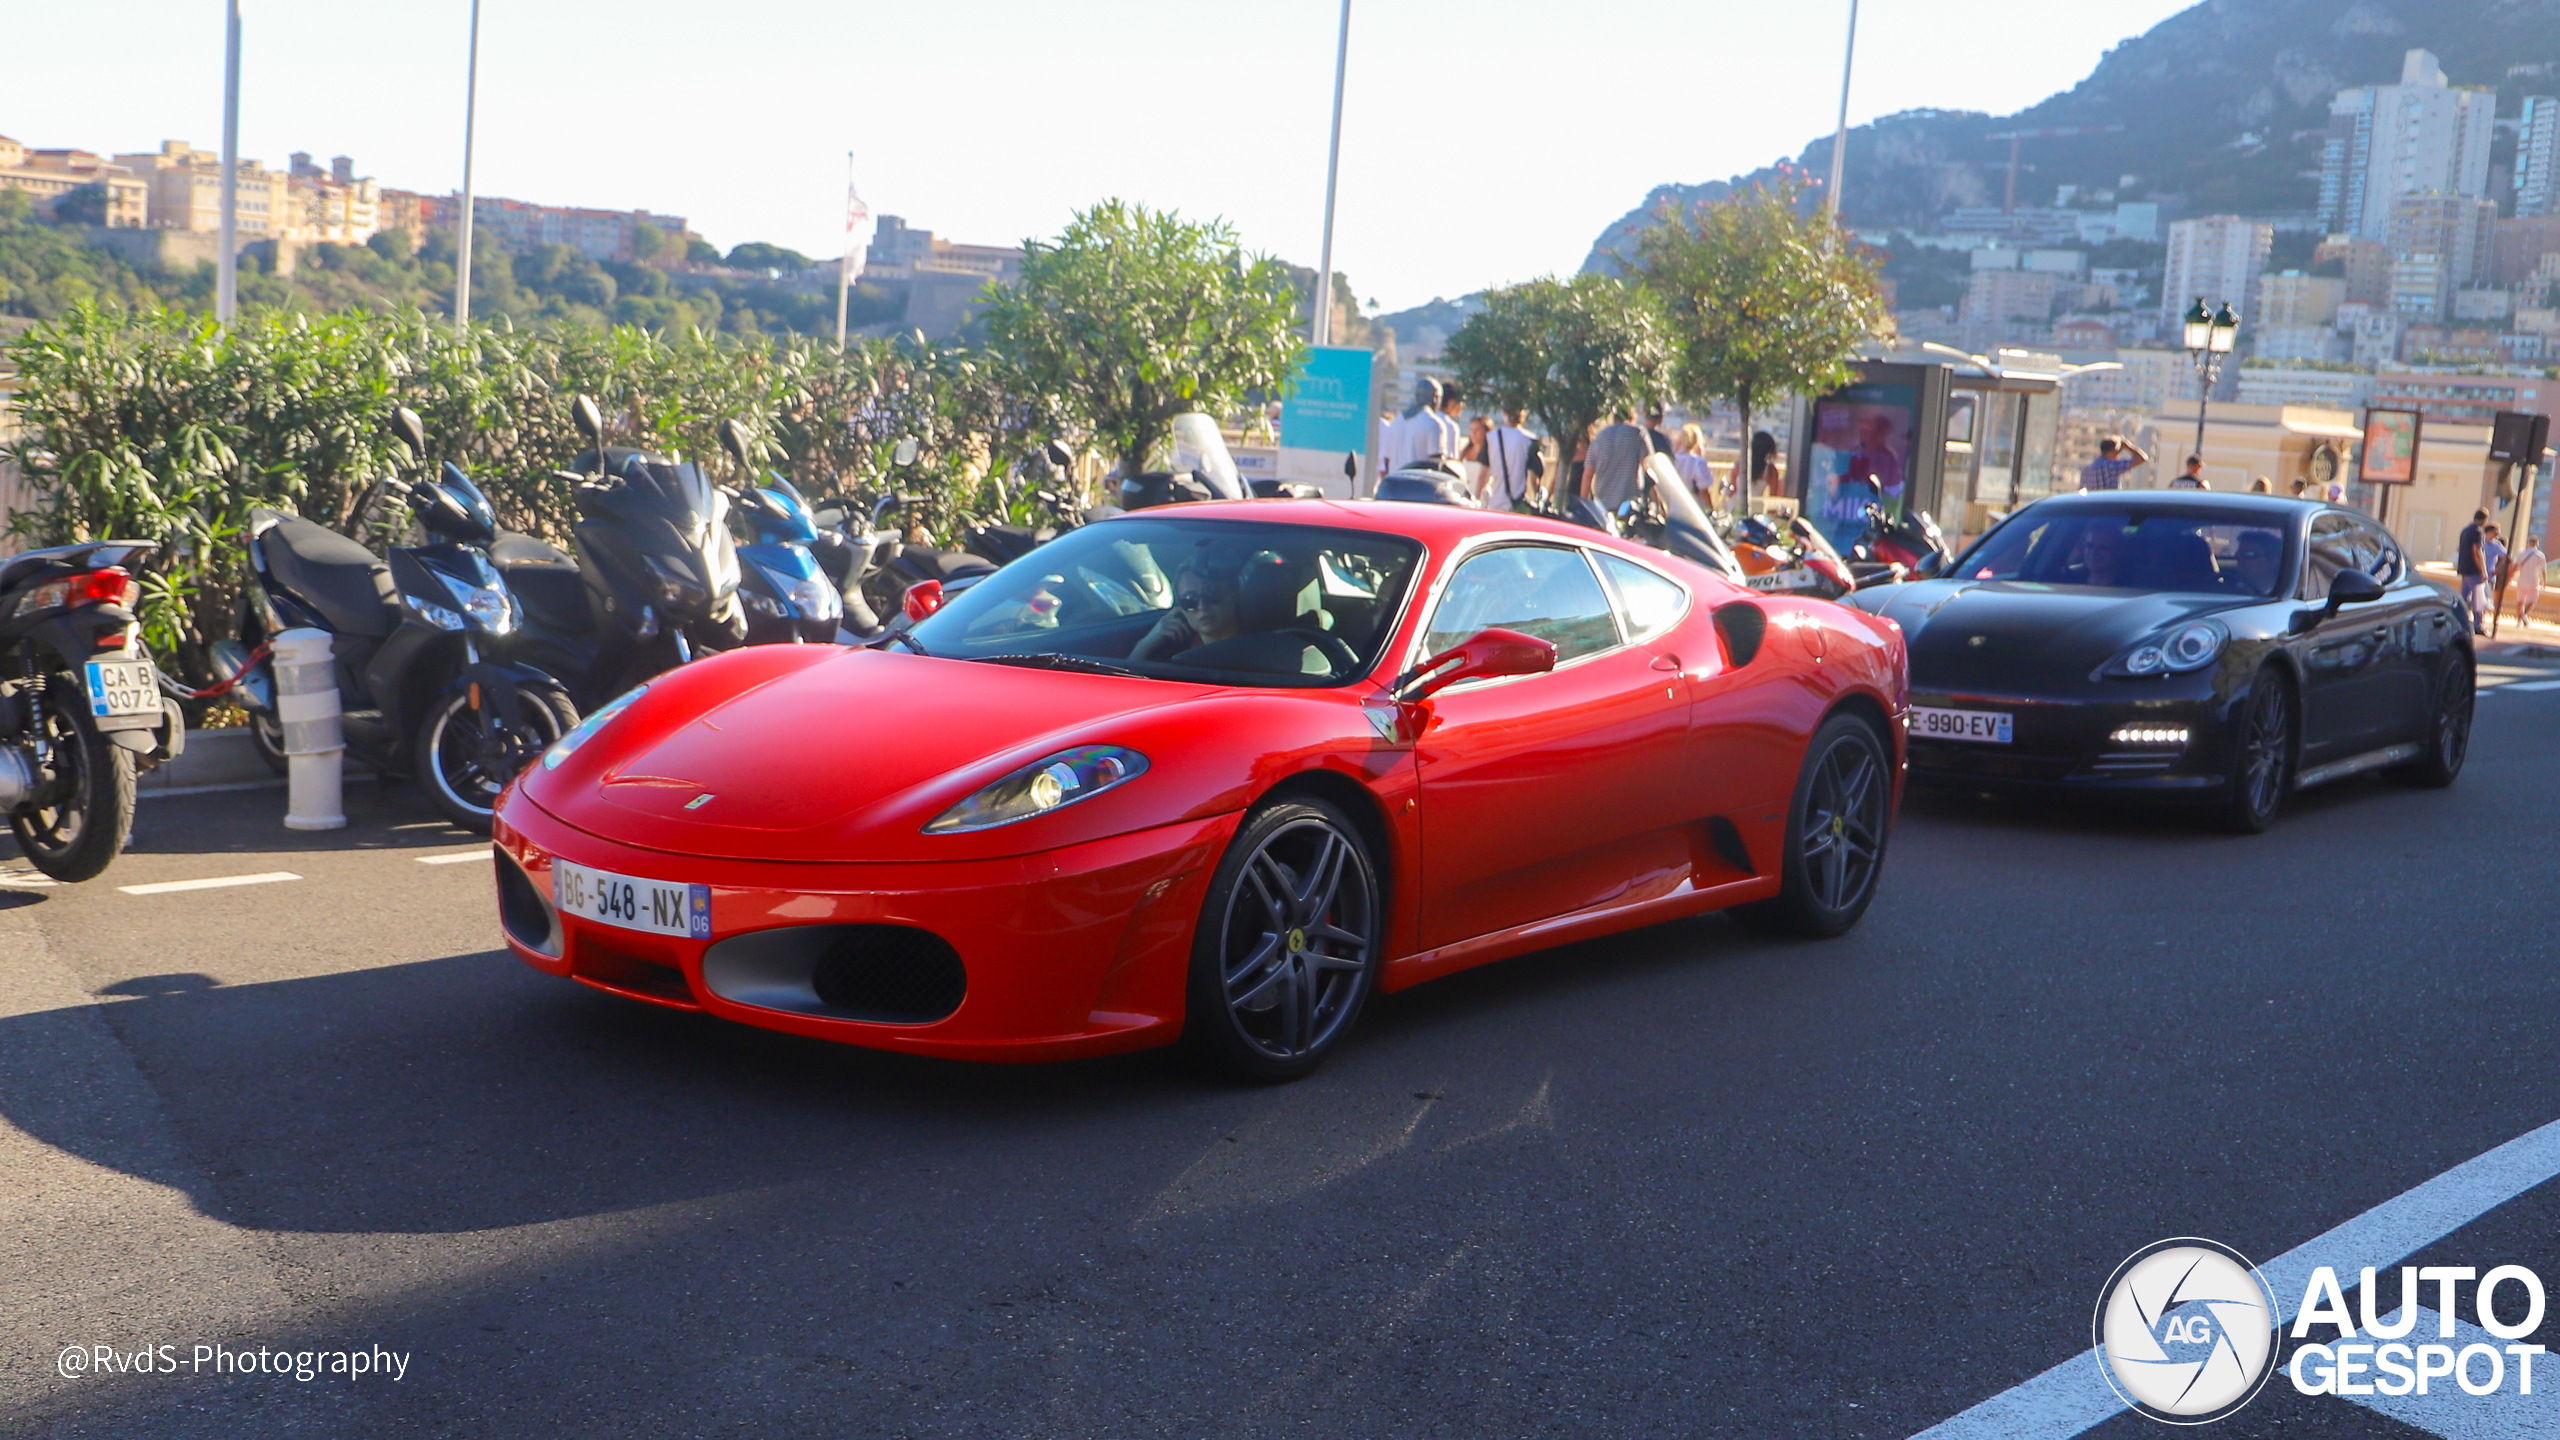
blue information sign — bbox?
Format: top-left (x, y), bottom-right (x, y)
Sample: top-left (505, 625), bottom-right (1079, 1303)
top-left (1278, 346), bottom-right (1375, 458)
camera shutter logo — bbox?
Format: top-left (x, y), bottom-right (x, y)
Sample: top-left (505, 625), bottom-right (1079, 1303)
top-left (2094, 1237), bottom-right (2280, 1424)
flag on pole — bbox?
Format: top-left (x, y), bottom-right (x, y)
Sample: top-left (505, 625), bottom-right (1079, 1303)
top-left (843, 175), bottom-right (873, 288)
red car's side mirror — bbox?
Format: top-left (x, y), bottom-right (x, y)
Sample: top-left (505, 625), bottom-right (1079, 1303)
top-left (1395, 627), bottom-right (1556, 701)
top-left (902, 579), bottom-right (945, 622)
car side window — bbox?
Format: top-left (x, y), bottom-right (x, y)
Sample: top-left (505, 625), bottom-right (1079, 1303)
top-left (1422, 544), bottom-right (1621, 665)
top-left (2301, 513), bottom-right (2359, 601)
top-left (2351, 517), bottom-right (2405, 585)
top-left (1593, 552), bottom-right (1690, 643)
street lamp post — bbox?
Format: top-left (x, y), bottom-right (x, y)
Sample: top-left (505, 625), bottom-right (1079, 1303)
top-left (2182, 298), bottom-right (2239, 467)
top-left (454, 0), bottom-right (481, 326)
top-left (1310, 0), bottom-right (1351, 347)
top-left (216, 0), bottom-right (241, 324)
top-left (1824, 0), bottom-right (1859, 227)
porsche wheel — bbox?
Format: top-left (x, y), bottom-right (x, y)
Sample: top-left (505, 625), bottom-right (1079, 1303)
top-left (2218, 671), bottom-right (2294, 834)
top-left (1184, 797), bottom-right (1380, 1084)
top-left (2391, 655), bottom-right (2472, 788)
top-left (1732, 711), bottom-right (1891, 938)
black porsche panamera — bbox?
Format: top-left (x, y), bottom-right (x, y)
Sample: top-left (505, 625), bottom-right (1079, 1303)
top-left (1847, 492), bottom-right (2473, 832)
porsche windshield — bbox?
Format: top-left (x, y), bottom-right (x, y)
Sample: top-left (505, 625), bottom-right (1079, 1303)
top-left (904, 517), bottom-right (1425, 687)
top-left (1962, 508), bottom-right (2290, 598)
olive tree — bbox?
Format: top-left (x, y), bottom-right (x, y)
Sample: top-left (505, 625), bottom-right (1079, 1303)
top-left (980, 200), bottom-right (1305, 479)
top-left (1443, 273), bottom-right (1672, 503)
top-left (1625, 180), bottom-right (1887, 504)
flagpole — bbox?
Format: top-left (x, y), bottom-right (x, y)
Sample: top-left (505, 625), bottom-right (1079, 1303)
top-left (455, 0), bottom-right (481, 324)
top-left (1312, 0), bottom-right (1351, 346)
top-left (217, 0), bottom-right (241, 323)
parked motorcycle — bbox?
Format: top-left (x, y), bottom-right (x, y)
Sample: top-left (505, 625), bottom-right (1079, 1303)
top-left (226, 408), bottom-right (576, 832)
top-left (1606, 454), bottom-right (1747, 584)
top-left (484, 395), bottom-right (747, 712)
top-left (0, 540), bottom-right (182, 880)
top-left (1731, 511), bottom-right (1859, 600)
top-left (714, 420), bottom-right (841, 646)
top-left (1119, 413), bottom-right (1247, 511)
top-left (1851, 501), bottom-right (1955, 581)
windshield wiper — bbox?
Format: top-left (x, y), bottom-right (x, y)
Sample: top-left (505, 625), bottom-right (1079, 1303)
top-left (969, 652), bottom-right (1147, 678)
top-left (877, 631), bottom-right (929, 656)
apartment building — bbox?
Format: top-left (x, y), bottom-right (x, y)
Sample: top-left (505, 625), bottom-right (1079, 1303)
top-left (2318, 49), bottom-right (2497, 238)
top-left (377, 191), bottom-right (689, 264)
top-left (0, 136), bottom-right (147, 226)
top-left (2160, 216), bottom-right (2272, 322)
top-left (108, 140), bottom-right (377, 245)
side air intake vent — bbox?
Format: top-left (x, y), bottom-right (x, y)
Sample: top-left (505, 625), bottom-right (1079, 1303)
top-left (1714, 601), bottom-right (1768, 668)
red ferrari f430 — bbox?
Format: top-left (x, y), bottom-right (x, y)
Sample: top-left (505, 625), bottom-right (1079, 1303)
top-left (493, 500), bottom-right (1908, 1080)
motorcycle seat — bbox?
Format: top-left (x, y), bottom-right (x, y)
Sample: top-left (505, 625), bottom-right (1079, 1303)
top-left (903, 546), bottom-right (998, 581)
top-left (489, 530), bottom-right (578, 570)
top-left (256, 516), bottom-right (397, 638)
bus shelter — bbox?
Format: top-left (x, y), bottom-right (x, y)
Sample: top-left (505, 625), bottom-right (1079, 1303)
top-left (1791, 357), bottom-right (2065, 553)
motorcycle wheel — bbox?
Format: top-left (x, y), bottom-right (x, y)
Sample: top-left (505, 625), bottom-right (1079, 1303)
top-left (416, 682), bottom-right (576, 835)
top-left (9, 674), bottom-right (137, 883)
top-left (250, 711), bottom-right (288, 775)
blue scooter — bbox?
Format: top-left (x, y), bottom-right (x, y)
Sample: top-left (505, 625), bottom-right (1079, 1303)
top-left (717, 420), bottom-right (843, 646)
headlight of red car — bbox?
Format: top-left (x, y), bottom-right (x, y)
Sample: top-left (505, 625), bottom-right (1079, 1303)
top-left (924, 745), bottom-right (1149, 834)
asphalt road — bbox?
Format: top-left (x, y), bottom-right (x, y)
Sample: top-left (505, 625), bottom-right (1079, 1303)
top-left (5, 662), bottom-right (2560, 1439)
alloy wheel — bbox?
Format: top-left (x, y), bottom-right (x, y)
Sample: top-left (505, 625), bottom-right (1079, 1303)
top-left (2436, 667), bottom-right (2473, 776)
top-left (1798, 731), bottom-right (1887, 915)
top-left (1216, 816), bottom-right (1375, 1063)
top-left (2238, 681), bottom-right (2291, 821)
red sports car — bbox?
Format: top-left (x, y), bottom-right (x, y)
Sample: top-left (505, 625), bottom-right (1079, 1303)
top-left (492, 500), bottom-right (1909, 1080)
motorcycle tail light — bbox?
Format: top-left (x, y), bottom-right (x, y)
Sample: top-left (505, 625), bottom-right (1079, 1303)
top-left (11, 567), bottom-right (137, 618)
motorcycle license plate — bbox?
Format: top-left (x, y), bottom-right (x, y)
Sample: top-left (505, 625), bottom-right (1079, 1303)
top-left (1744, 568), bottom-right (1821, 593)
top-left (83, 660), bottom-right (160, 726)
top-left (551, 859), bottom-right (710, 939)
top-left (1911, 706), bottom-right (2013, 744)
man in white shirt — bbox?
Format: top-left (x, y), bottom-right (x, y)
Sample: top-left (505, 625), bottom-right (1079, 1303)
top-left (1380, 378), bottom-right (1444, 471)
top-left (1480, 406), bottom-right (1541, 511)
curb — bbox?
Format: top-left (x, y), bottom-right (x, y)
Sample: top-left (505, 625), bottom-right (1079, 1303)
top-left (137, 727), bottom-right (378, 800)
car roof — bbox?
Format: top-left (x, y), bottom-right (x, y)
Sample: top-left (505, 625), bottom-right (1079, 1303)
top-left (2025, 490), bottom-right (2325, 518)
top-left (1096, 498), bottom-right (1612, 549)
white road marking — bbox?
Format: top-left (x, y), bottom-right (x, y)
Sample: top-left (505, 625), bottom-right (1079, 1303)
top-left (2491, 679), bottom-right (2560, 693)
top-left (1907, 1116), bottom-right (2560, 1438)
top-left (115, 871), bottom-right (303, 896)
top-left (413, 850), bottom-right (489, 865)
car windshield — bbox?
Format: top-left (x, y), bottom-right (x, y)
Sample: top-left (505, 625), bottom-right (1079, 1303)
top-left (904, 517), bottom-right (1424, 687)
top-left (1960, 507), bottom-right (2290, 598)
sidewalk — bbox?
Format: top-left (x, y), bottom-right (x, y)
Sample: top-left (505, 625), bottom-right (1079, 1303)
top-left (2415, 561), bottom-right (2560, 642)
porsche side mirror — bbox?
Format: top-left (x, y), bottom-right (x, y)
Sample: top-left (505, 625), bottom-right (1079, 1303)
top-left (1394, 627), bottom-right (1556, 701)
top-left (902, 579), bottom-right (945, 623)
top-left (388, 405), bottom-right (427, 458)
top-left (2329, 569), bottom-right (2386, 607)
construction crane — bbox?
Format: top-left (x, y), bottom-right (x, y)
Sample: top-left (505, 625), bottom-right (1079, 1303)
top-left (1984, 125), bottom-right (2127, 213)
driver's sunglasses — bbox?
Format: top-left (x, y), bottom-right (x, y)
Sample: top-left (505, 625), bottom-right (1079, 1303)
top-left (1176, 590), bottom-right (1226, 612)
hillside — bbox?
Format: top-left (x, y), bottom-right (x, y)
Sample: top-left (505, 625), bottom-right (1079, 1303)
top-left (1585, 0), bottom-right (2560, 269)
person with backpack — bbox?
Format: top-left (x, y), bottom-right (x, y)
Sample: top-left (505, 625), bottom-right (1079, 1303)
top-left (1481, 406), bottom-right (1543, 512)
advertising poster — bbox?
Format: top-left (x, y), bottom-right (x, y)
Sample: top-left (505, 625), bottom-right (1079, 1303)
top-left (2359, 407), bottom-right (2422, 484)
top-left (1805, 382), bottom-right (1919, 552)
top-left (1277, 346), bottom-right (1376, 496)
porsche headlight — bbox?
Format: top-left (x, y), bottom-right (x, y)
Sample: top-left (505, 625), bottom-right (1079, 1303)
top-left (924, 745), bottom-right (1148, 834)
top-left (2105, 619), bottom-right (2227, 678)
top-left (541, 685), bottom-right (646, 770)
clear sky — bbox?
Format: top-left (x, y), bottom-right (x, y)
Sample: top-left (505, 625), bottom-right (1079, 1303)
top-left (10, 1), bottom-right (2196, 312)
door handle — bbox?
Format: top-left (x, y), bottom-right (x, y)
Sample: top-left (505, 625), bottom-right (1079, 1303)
top-left (1651, 654), bottom-right (1681, 672)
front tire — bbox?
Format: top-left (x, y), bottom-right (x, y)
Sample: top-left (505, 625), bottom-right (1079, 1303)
top-left (2392, 655), bottom-right (2473, 788)
top-left (8, 675), bottom-right (137, 883)
top-left (1182, 797), bottom-right (1381, 1084)
top-left (249, 710), bottom-right (287, 775)
top-left (1732, 711), bottom-right (1893, 938)
top-left (2218, 670), bottom-right (2294, 834)
top-left (417, 681), bottom-right (575, 834)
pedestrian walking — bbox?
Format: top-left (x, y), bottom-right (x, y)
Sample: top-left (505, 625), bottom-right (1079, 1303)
top-left (2290, 478), bottom-right (2310, 498)
top-left (1644, 407), bottom-right (1676, 457)
top-left (1379, 377), bottom-right (1441, 472)
top-left (2513, 534), bottom-right (2547, 628)
top-left (1461, 413), bottom-right (1491, 496)
top-left (2078, 435), bottom-right (2148, 491)
top-left (2168, 455), bottom-right (2208, 490)
top-left (2485, 525), bottom-right (2509, 633)
top-left (1674, 423), bottom-right (1719, 508)
top-left (1434, 381), bottom-right (1467, 463)
top-left (2458, 509), bottom-right (2488, 635)
top-left (2248, 476), bottom-right (2272, 494)
top-left (1481, 406), bottom-right (1542, 512)
top-left (1582, 406), bottom-right (1652, 512)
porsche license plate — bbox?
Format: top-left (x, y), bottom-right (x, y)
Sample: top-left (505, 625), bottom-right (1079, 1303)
top-left (552, 859), bottom-right (709, 939)
top-left (83, 660), bottom-right (159, 719)
top-left (1911, 706), bottom-right (2012, 744)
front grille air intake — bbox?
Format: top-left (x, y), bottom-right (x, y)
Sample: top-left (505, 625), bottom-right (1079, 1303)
top-left (699, 923), bottom-right (967, 1025)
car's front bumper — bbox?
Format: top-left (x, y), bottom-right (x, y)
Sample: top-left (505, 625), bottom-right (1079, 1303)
top-left (492, 792), bottom-right (1240, 1062)
top-left (1903, 680), bottom-right (2238, 799)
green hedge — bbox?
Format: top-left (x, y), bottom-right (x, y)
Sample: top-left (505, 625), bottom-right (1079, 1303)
top-left (3, 303), bottom-right (1052, 682)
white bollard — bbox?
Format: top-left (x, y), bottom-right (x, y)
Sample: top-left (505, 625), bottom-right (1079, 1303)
top-left (272, 627), bottom-right (346, 831)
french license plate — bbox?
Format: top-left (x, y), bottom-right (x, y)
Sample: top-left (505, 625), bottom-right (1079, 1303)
top-left (1911, 706), bottom-right (2013, 744)
top-left (83, 660), bottom-right (159, 720)
top-left (1744, 568), bottom-right (1820, 592)
top-left (552, 859), bottom-right (710, 939)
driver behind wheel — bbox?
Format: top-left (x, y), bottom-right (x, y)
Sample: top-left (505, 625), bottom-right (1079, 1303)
top-left (1131, 557), bottom-right (1244, 662)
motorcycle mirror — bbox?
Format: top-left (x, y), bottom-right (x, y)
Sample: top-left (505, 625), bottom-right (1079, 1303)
top-left (902, 579), bottom-right (945, 622)
top-left (573, 395), bottom-right (605, 442)
top-left (1043, 439), bottom-right (1074, 469)
top-left (893, 437), bottom-right (921, 468)
top-left (717, 418), bottom-right (749, 465)
top-left (388, 406), bottom-right (427, 458)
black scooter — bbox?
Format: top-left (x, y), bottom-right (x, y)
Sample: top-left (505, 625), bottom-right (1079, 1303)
top-left (226, 408), bottom-right (576, 832)
top-left (486, 395), bottom-right (747, 712)
top-left (0, 539), bottom-right (182, 880)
